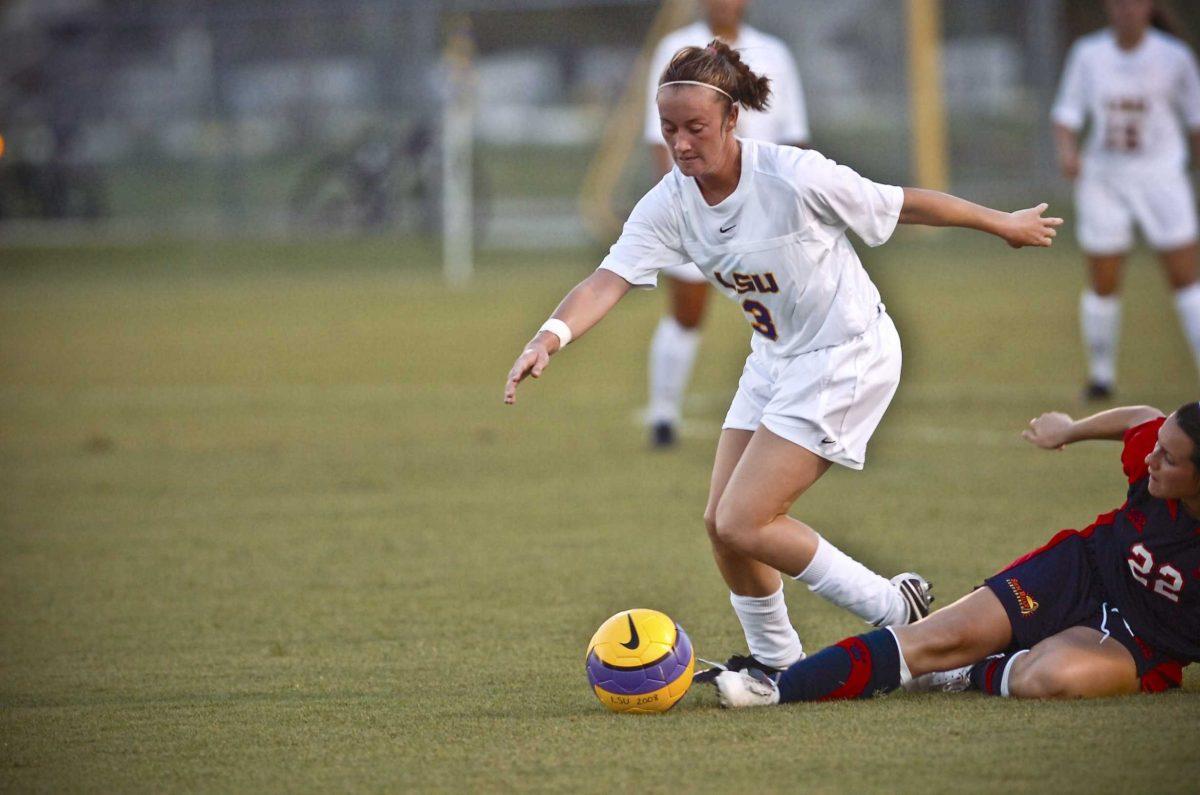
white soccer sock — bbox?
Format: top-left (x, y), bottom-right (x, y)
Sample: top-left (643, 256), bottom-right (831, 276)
top-left (999, 649), bottom-right (1030, 697)
top-left (794, 535), bottom-right (908, 627)
top-left (886, 627), bottom-right (913, 686)
top-left (1080, 289), bottom-right (1121, 386)
top-left (1173, 283), bottom-right (1200, 376)
top-left (729, 586), bottom-right (804, 669)
top-left (647, 316), bottom-right (700, 425)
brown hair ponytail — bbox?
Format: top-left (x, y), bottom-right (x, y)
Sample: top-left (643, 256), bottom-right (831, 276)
top-left (659, 39), bottom-right (772, 113)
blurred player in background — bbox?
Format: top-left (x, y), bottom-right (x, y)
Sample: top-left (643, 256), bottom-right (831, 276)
top-left (714, 402), bottom-right (1198, 707)
top-left (506, 43), bottom-right (1060, 682)
top-left (1053, 0), bottom-right (1200, 399)
top-left (643, 0), bottom-right (808, 448)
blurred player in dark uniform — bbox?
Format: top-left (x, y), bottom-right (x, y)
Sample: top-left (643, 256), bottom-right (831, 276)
top-left (711, 402), bottom-right (1200, 706)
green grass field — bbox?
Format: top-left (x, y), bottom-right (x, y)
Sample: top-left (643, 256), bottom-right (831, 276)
top-left (2, 232), bottom-right (1199, 792)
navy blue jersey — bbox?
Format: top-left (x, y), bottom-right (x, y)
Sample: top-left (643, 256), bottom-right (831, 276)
top-left (1087, 418), bottom-right (1200, 663)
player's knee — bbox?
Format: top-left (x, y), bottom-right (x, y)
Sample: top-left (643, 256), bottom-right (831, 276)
top-left (1169, 272), bottom-right (1198, 290)
top-left (1009, 658), bottom-right (1080, 699)
top-left (673, 309), bottom-right (703, 330)
top-left (1087, 261), bottom-right (1122, 295)
top-left (711, 503), bottom-right (760, 555)
top-left (703, 506), bottom-right (720, 541)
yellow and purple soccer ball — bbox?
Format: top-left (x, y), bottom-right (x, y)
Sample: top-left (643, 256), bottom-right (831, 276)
top-left (585, 609), bottom-right (695, 713)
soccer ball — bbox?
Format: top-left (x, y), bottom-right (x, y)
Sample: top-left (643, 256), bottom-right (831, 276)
top-left (585, 609), bottom-right (694, 713)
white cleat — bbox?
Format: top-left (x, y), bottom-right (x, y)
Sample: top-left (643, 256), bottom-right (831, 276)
top-left (903, 664), bottom-right (972, 694)
top-left (714, 669), bottom-right (781, 708)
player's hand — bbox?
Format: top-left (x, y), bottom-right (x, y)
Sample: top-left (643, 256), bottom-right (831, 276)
top-left (504, 343), bottom-right (551, 405)
top-left (1001, 204), bottom-right (1063, 248)
top-left (1021, 411), bottom-right (1074, 451)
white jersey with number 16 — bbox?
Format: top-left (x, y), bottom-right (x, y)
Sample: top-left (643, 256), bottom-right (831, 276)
top-left (599, 138), bottom-right (903, 360)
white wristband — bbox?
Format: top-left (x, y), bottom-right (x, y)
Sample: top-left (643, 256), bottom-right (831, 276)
top-left (538, 318), bottom-right (573, 348)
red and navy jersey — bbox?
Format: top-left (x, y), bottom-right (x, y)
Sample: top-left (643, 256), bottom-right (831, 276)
top-left (1086, 418), bottom-right (1200, 663)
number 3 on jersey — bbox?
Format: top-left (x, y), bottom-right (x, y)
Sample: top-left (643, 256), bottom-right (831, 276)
top-left (742, 300), bottom-right (777, 340)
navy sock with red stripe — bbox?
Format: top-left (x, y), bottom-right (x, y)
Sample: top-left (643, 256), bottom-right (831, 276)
top-left (968, 651), bottom-right (1026, 696)
top-left (776, 629), bottom-right (902, 703)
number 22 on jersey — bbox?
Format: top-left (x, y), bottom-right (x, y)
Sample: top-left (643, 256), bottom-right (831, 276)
top-left (1127, 542), bottom-right (1183, 603)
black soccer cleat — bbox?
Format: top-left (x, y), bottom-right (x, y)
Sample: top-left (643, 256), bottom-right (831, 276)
top-left (1083, 381), bottom-right (1114, 402)
top-left (889, 572), bottom-right (934, 624)
top-left (694, 653), bottom-right (787, 685)
top-left (651, 420), bottom-right (677, 449)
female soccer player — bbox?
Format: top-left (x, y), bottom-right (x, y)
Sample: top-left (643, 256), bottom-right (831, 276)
top-left (1052, 0), bottom-right (1200, 398)
top-left (504, 42), bottom-right (1060, 678)
top-left (714, 402), bottom-right (1198, 706)
top-left (641, 0), bottom-right (808, 448)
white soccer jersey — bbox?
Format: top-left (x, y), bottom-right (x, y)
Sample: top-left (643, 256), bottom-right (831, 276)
top-left (1053, 28), bottom-right (1200, 172)
top-left (599, 139), bottom-right (903, 359)
top-left (644, 21), bottom-right (809, 147)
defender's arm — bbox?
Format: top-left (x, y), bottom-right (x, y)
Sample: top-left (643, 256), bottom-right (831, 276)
top-left (1022, 406), bottom-right (1166, 450)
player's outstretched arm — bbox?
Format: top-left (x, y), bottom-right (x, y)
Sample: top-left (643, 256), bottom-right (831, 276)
top-left (898, 188), bottom-right (1063, 248)
top-left (1021, 406), bottom-right (1166, 450)
top-left (503, 268), bottom-right (632, 405)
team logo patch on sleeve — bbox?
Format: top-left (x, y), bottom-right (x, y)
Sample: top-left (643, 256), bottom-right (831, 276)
top-left (1006, 578), bottom-right (1039, 616)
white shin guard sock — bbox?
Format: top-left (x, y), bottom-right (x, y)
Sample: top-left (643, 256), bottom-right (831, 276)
top-left (729, 586), bottom-right (804, 669)
top-left (999, 649), bottom-right (1030, 697)
top-left (647, 316), bottom-right (700, 425)
top-left (886, 627), bottom-right (913, 686)
top-left (795, 535), bottom-right (907, 627)
top-left (1173, 282), bottom-right (1200, 375)
top-left (1080, 289), bottom-right (1121, 386)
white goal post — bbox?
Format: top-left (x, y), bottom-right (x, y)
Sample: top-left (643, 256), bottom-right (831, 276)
top-left (442, 19), bottom-right (475, 288)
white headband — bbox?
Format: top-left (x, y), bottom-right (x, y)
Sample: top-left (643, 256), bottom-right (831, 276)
top-left (657, 80), bottom-right (735, 103)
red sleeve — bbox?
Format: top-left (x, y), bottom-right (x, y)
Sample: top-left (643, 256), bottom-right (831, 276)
top-left (1121, 417), bottom-right (1165, 484)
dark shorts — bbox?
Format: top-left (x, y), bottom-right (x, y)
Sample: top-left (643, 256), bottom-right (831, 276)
top-left (983, 530), bottom-right (1184, 693)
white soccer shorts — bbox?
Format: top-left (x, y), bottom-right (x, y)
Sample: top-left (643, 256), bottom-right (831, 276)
top-left (1075, 168), bottom-right (1199, 255)
top-left (722, 311), bottom-right (902, 470)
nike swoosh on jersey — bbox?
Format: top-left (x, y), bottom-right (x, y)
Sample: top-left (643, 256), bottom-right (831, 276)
top-left (719, 223), bottom-right (737, 233)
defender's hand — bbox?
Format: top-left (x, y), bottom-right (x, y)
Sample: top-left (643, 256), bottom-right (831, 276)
top-left (1021, 412), bottom-right (1074, 450)
top-left (504, 344), bottom-right (551, 405)
top-left (1002, 204), bottom-right (1063, 248)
